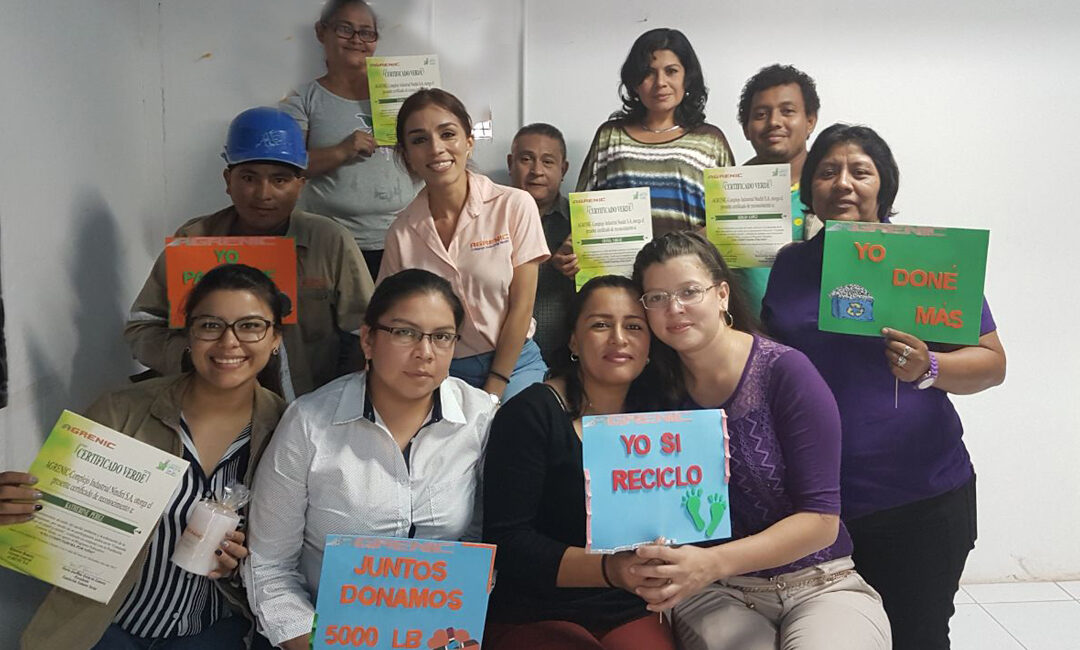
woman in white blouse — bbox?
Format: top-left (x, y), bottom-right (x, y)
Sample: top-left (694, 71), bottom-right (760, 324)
top-left (245, 269), bottom-right (497, 650)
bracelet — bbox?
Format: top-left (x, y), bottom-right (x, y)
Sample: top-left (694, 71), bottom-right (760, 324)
top-left (488, 370), bottom-right (511, 384)
top-left (601, 554), bottom-right (616, 588)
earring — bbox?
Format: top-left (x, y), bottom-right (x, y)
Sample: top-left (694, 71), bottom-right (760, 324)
top-left (272, 347), bottom-right (280, 356)
top-left (722, 309), bottom-right (734, 328)
top-left (184, 346), bottom-right (190, 353)
top-left (570, 352), bottom-right (579, 362)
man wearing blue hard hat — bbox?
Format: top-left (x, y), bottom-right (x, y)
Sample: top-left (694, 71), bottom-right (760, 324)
top-left (124, 107), bottom-right (374, 400)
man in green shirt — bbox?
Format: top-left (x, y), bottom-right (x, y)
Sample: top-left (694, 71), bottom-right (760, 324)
top-left (736, 64), bottom-right (820, 318)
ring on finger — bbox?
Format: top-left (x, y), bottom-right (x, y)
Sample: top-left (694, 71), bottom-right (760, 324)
top-left (901, 345), bottom-right (912, 358)
top-left (895, 355), bottom-right (908, 368)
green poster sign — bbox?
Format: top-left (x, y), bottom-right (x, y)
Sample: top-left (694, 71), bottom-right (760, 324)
top-left (819, 222), bottom-right (989, 345)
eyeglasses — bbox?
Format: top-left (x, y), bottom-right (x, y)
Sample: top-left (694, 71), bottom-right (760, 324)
top-left (327, 21), bottom-right (378, 43)
top-left (375, 324), bottom-right (460, 350)
top-left (639, 284), bottom-right (719, 310)
top-left (189, 316), bottom-right (274, 342)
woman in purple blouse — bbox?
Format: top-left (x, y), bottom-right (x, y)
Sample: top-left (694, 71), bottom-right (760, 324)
top-left (629, 232), bottom-right (890, 650)
top-left (762, 124), bottom-right (1007, 650)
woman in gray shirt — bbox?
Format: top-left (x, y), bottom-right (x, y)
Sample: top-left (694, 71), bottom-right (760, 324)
top-left (280, 0), bottom-right (417, 279)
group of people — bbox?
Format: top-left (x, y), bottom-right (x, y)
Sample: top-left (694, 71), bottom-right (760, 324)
top-left (0, 1), bottom-right (1007, 649)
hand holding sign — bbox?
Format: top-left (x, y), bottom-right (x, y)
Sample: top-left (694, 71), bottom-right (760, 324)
top-left (340, 130), bottom-right (377, 163)
top-left (881, 327), bottom-right (931, 382)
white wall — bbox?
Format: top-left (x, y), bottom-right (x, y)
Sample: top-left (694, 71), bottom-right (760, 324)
top-left (1, 0), bottom-right (1078, 640)
top-left (0, 1), bottom-right (167, 644)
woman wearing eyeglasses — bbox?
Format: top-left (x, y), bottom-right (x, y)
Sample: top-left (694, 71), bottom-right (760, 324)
top-left (279, 0), bottom-right (417, 280)
top-left (245, 269), bottom-right (498, 650)
top-left (625, 233), bottom-right (890, 650)
top-left (19, 264), bottom-right (288, 649)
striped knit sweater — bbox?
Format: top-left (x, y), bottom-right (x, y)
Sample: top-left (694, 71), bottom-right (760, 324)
top-left (575, 119), bottom-right (734, 236)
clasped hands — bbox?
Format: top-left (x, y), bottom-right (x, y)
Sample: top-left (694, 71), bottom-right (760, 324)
top-left (607, 540), bottom-right (726, 612)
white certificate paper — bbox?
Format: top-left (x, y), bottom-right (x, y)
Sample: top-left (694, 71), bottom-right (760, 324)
top-left (570, 188), bottom-right (653, 290)
top-left (704, 165), bottom-right (792, 268)
top-left (367, 55), bottom-right (441, 146)
top-left (0, 411), bottom-right (188, 602)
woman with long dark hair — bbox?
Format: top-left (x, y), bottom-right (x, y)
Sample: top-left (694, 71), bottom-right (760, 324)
top-left (483, 275), bottom-right (675, 650)
top-left (378, 89), bottom-right (550, 401)
top-left (574, 28), bottom-right (734, 239)
top-left (18, 264), bottom-right (290, 649)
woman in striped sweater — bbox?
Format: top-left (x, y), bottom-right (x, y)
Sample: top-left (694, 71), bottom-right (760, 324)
top-left (576, 28), bottom-right (734, 237)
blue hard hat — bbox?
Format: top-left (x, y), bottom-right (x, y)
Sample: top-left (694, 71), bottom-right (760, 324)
top-left (222, 107), bottom-right (308, 170)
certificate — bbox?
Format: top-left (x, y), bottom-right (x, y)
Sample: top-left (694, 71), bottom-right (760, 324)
top-left (705, 164), bottom-right (792, 268)
top-left (0, 411), bottom-right (188, 602)
top-left (366, 55), bottom-right (441, 146)
top-left (569, 188), bottom-right (653, 290)
top-left (582, 409), bottom-right (730, 552)
top-left (314, 535), bottom-right (496, 650)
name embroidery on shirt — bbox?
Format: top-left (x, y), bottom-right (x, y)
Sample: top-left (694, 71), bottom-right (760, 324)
top-left (469, 233), bottom-right (510, 251)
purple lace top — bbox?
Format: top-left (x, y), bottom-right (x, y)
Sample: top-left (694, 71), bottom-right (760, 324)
top-left (690, 335), bottom-right (853, 577)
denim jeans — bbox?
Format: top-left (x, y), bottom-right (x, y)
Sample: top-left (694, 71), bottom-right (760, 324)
top-left (449, 338), bottom-right (547, 401)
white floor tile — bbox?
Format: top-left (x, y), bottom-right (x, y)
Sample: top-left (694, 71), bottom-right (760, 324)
top-left (954, 587), bottom-right (975, 604)
top-left (983, 600), bottom-right (1080, 650)
top-left (950, 604), bottom-right (1024, 650)
top-left (964, 581), bottom-right (1072, 604)
top-left (1056, 580), bottom-right (1080, 600)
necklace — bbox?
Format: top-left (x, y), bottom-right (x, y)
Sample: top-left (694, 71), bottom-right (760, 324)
top-left (640, 122), bottom-right (682, 134)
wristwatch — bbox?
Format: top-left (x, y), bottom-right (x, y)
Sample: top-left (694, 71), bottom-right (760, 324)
top-left (916, 352), bottom-right (939, 390)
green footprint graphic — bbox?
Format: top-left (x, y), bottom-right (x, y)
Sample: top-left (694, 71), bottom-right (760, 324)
top-left (682, 488), bottom-right (706, 531)
top-left (704, 493), bottom-right (727, 537)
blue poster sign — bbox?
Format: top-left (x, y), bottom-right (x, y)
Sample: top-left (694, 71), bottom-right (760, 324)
top-left (582, 409), bottom-right (730, 552)
top-left (314, 535), bottom-right (496, 649)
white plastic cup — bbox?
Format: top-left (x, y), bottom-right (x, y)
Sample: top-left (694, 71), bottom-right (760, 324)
top-left (170, 501), bottom-right (241, 576)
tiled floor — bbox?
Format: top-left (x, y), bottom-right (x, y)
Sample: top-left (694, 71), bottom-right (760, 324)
top-left (953, 581), bottom-right (1080, 649)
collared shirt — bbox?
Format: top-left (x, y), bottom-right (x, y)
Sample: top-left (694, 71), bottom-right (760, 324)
top-left (245, 371), bottom-right (497, 646)
top-left (532, 194), bottom-right (575, 365)
top-left (124, 206), bottom-right (374, 399)
top-left (378, 172), bottom-right (550, 357)
top-left (115, 419), bottom-right (251, 638)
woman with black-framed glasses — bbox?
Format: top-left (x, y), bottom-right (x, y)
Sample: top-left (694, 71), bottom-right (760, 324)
top-left (245, 269), bottom-right (497, 650)
top-left (19, 264), bottom-right (289, 649)
top-left (279, 0), bottom-right (417, 280)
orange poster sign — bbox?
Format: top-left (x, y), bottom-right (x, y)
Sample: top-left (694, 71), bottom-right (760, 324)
top-left (164, 237), bottom-right (298, 328)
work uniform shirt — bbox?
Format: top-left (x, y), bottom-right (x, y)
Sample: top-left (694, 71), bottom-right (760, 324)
top-left (378, 172), bottom-right (550, 357)
top-left (245, 372), bottom-right (497, 646)
top-left (124, 206), bottom-right (373, 399)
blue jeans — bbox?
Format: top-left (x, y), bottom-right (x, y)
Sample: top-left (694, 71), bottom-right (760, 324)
top-left (93, 615), bottom-right (250, 650)
top-left (450, 339), bottom-right (547, 401)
